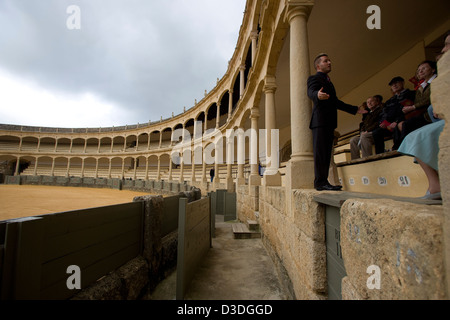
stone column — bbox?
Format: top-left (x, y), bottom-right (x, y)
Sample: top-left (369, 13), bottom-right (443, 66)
top-left (95, 158), bottom-right (99, 179)
top-left (251, 31), bottom-right (258, 65)
top-left (110, 138), bottom-right (114, 153)
top-left (202, 156), bottom-right (207, 183)
top-left (97, 139), bottom-right (101, 153)
top-left (81, 158), bottom-right (85, 178)
top-left (108, 159), bottom-right (112, 179)
top-left (228, 90), bottom-right (234, 120)
top-left (263, 76), bottom-right (281, 186)
top-left (121, 158), bottom-right (125, 179)
top-left (249, 108), bottom-right (261, 186)
top-left (145, 157), bottom-right (149, 180)
top-left (193, 120), bottom-right (198, 143)
top-left (168, 158), bottom-right (173, 181)
top-left (236, 128), bottom-right (245, 185)
top-left (65, 158), bottom-right (71, 177)
top-left (240, 65), bottom-right (246, 98)
top-left (226, 139), bottom-right (234, 191)
top-left (54, 138), bottom-right (59, 152)
top-left (159, 131), bottom-right (163, 148)
top-left (191, 150), bottom-right (196, 183)
top-left (216, 102), bottom-right (221, 129)
top-left (432, 49), bottom-right (450, 298)
top-left (51, 158), bottom-right (55, 176)
top-left (179, 151), bottom-right (184, 182)
top-left (33, 158), bottom-right (39, 176)
top-left (214, 149), bottom-right (220, 188)
top-left (70, 139), bottom-right (74, 153)
top-left (286, 1), bottom-right (315, 189)
top-left (14, 156), bottom-right (20, 176)
top-left (156, 157), bottom-right (161, 181)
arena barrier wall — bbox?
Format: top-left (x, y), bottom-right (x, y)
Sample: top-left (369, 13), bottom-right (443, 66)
top-left (0, 202), bottom-right (144, 299)
top-left (0, 185), bottom-right (203, 300)
top-left (176, 197), bottom-right (212, 300)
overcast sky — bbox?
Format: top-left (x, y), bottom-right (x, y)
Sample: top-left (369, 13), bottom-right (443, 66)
top-left (0, 0), bottom-right (246, 128)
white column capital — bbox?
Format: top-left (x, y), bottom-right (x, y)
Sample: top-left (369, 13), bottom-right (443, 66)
top-left (285, 0), bottom-right (314, 23)
top-left (250, 107), bottom-right (260, 119)
top-left (264, 75), bottom-right (277, 93)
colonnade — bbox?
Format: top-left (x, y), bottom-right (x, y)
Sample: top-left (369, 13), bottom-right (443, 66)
top-left (1, 0), bottom-right (317, 190)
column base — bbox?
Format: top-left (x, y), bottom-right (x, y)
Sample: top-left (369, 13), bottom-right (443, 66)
top-left (226, 177), bottom-right (235, 192)
top-left (236, 177), bottom-right (246, 186)
top-left (287, 158), bottom-right (314, 190)
top-left (263, 171), bottom-right (282, 186)
top-left (249, 174), bottom-right (261, 186)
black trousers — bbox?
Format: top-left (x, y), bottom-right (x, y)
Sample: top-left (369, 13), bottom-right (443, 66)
top-left (312, 126), bottom-right (335, 188)
top-left (372, 127), bottom-right (393, 154)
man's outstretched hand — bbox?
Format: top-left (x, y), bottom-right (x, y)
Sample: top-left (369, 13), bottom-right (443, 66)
top-left (317, 87), bottom-right (330, 100)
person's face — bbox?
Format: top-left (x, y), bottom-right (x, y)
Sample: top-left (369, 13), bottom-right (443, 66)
top-left (366, 97), bottom-right (377, 110)
top-left (416, 63), bottom-right (435, 81)
top-left (390, 81), bottom-right (404, 94)
top-left (442, 35), bottom-right (450, 54)
top-left (316, 56), bottom-right (332, 74)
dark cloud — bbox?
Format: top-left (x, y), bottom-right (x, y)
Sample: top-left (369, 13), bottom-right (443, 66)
top-left (0, 0), bottom-right (245, 127)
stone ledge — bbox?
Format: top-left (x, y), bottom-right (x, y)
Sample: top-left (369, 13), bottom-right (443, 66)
top-left (313, 190), bottom-right (442, 208)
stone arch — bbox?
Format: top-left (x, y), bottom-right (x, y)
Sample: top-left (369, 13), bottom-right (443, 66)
top-left (205, 103), bottom-right (218, 131)
top-left (110, 157), bottom-right (124, 179)
top-left (149, 130), bottom-right (161, 150)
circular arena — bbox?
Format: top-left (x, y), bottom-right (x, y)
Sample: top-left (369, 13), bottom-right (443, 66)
top-left (1, 0), bottom-right (449, 300)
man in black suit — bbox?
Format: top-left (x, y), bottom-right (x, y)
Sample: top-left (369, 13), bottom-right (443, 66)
top-left (307, 53), bottom-right (366, 191)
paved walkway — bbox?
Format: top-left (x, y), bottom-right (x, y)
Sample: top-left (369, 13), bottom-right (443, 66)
top-left (147, 215), bottom-right (287, 300)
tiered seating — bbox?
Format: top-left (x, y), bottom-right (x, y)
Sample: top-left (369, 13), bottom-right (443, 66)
top-left (333, 130), bottom-right (395, 164)
top-left (334, 131), bottom-right (427, 198)
top-left (0, 141), bottom-right (19, 151)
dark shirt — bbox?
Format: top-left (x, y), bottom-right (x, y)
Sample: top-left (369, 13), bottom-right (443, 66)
top-left (307, 72), bottom-right (358, 129)
top-left (380, 89), bottom-right (416, 124)
top-left (360, 105), bottom-right (383, 132)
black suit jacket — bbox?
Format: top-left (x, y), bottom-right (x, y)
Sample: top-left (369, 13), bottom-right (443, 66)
top-left (307, 72), bottom-right (358, 129)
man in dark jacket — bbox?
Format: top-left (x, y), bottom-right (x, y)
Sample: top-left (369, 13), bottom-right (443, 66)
top-left (307, 53), bottom-right (367, 191)
top-left (350, 96), bottom-right (383, 159)
top-left (371, 76), bottom-right (415, 153)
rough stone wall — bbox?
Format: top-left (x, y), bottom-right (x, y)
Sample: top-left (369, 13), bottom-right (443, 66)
top-left (71, 256), bottom-right (150, 300)
top-left (340, 199), bottom-right (445, 299)
top-left (257, 187), bottom-right (327, 299)
top-left (236, 184), bottom-right (259, 222)
top-left (431, 49), bottom-right (450, 297)
top-left (244, 186), bottom-right (446, 300)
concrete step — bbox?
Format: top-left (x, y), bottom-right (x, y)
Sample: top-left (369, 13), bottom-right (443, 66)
top-left (247, 219), bottom-right (260, 232)
top-left (232, 223), bottom-right (261, 239)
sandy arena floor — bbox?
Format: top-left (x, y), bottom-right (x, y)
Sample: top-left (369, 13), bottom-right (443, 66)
top-left (0, 185), bottom-right (155, 221)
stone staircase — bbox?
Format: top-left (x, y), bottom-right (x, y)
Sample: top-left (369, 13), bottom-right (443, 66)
top-left (232, 214), bottom-right (261, 239)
